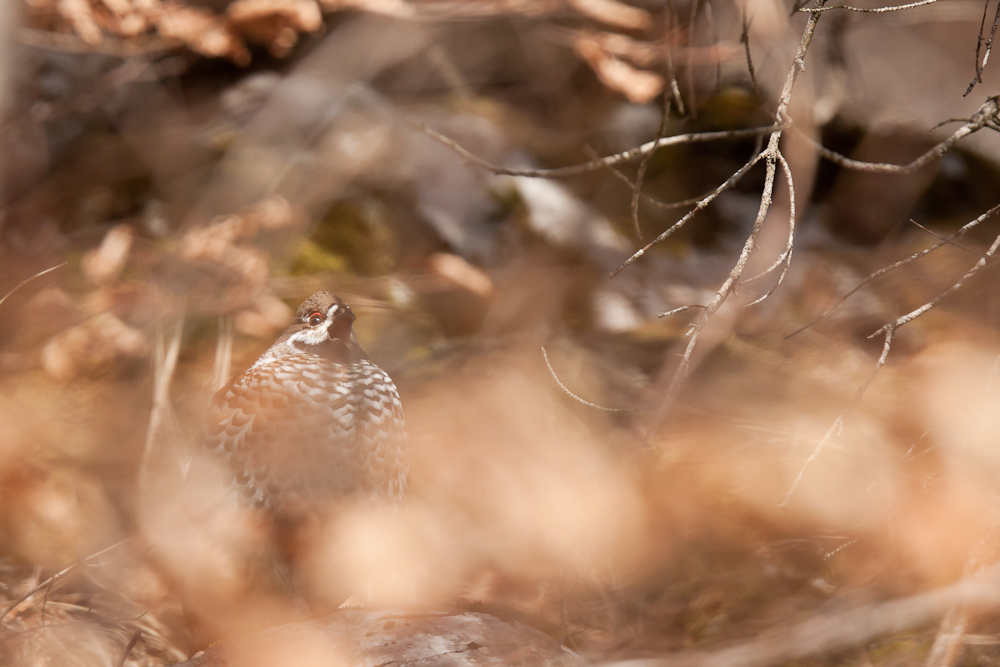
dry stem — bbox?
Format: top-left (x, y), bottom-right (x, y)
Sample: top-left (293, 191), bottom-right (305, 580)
top-left (602, 561), bottom-right (1000, 667)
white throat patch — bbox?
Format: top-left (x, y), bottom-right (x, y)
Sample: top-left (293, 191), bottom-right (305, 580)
top-left (287, 303), bottom-right (340, 346)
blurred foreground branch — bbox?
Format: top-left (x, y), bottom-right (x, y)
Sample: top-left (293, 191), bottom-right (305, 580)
top-left (603, 561), bottom-right (1000, 667)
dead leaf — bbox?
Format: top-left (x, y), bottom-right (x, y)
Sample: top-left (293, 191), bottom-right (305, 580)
top-left (574, 31), bottom-right (664, 104)
top-left (157, 2), bottom-right (250, 65)
top-left (567, 0), bottom-right (652, 31)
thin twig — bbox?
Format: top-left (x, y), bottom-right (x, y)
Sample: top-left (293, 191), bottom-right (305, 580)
top-left (786, 203), bottom-right (1000, 338)
top-left (909, 218), bottom-right (979, 256)
top-left (658, 305), bottom-right (707, 318)
top-left (413, 120), bottom-right (781, 179)
top-left (786, 224), bottom-right (1000, 506)
top-left (643, 0), bottom-right (829, 434)
top-left (741, 10), bottom-right (765, 105)
top-left (801, 0), bottom-right (941, 12)
top-left (0, 263), bottom-right (67, 310)
top-left (630, 96), bottom-right (673, 242)
top-left (742, 150), bottom-right (796, 307)
top-left (871, 229), bottom-right (1000, 338)
top-left (966, 0), bottom-right (1000, 96)
top-left (664, 0), bottom-right (686, 116)
top-left (787, 96), bottom-right (1000, 173)
top-left (926, 515), bottom-right (1000, 666)
top-left (704, 1), bottom-right (721, 92)
top-left (541, 347), bottom-right (642, 413)
top-left (686, 0), bottom-right (702, 120)
top-left (590, 143), bottom-right (760, 212)
top-left (610, 147), bottom-right (766, 278)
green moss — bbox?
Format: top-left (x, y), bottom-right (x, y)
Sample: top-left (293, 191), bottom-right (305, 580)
top-left (289, 238), bottom-right (349, 275)
top-left (307, 199), bottom-right (397, 277)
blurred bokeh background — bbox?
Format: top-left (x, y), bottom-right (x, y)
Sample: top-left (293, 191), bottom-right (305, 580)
top-left (4, 1), bottom-right (1000, 665)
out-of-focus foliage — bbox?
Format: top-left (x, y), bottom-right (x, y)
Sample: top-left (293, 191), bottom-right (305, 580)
top-left (4, 0), bottom-right (1000, 666)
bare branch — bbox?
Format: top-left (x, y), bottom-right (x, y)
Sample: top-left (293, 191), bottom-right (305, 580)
top-left (594, 138), bottom-right (765, 212)
top-left (871, 229), bottom-right (1000, 338)
top-left (665, 21), bottom-right (686, 115)
top-left (704, 1), bottom-right (722, 92)
top-left (801, 0), bottom-right (941, 12)
top-left (966, 0), bottom-right (1000, 96)
top-left (786, 220), bottom-right (1000, 506)
top-left (786, 203), bottom-right (1000, 338)
top-left (118, 629), bottom-right (142, 667)
top-left (413, 120), bottom-right (780, 179)
top-left (642, 0), bottom-right (829, 433)
top-left (610, 149), bottom-right (766, 278)
top-left (742, 151), bottom-right (796, 306)
top-left (658, 304), bottom-right (707, 318)
top-left (788, 96), bottom-right (1000, 173)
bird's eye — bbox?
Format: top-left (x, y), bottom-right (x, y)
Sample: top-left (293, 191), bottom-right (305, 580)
top-left (308, 312), bottom-right (324, 326)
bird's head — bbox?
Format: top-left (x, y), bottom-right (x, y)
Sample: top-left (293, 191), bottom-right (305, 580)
top-left (282, 291), bottom-right (364, 357)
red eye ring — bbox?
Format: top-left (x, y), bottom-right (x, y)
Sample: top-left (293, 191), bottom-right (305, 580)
top-left (308, 311), bottom-right (324, 326)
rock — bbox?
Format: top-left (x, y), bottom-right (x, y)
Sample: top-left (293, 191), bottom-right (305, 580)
top-left (171, 609), bottom-right (585, 667)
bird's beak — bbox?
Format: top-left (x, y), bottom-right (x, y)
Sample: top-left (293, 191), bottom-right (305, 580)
top-left (327, 307), bottom-right (356, 340)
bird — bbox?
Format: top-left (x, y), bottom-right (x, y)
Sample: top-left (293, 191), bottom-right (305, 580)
top-left (204, 291), bottom-right (408, 516)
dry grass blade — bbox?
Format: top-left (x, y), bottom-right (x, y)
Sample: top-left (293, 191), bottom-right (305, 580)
top-left (0, 263), bottom-right (67, 310)
top-left (140, 318), bottom-right (185, 484)
top-left (780, 329), bottom-right (893, 506)
top-left (0, 539), bottom-right (129, 623)
top-left (213, 315), bottom-right (233, 392)
top-left (117, 629), bottom-right (142, 667)
top-left (541, 347), bottom-right (641, 413)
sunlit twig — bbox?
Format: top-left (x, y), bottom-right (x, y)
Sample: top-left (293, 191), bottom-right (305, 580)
top-left (786, 203), bottom-right (1000, 338)
top-left (0, 263), bottom-right (67, 310)
top-left (413, 120), bottom-right (781, 179)
top-left (800, 0), bottom-right (941, 12)
top-left (541, 347), bottom-right (641, 413)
